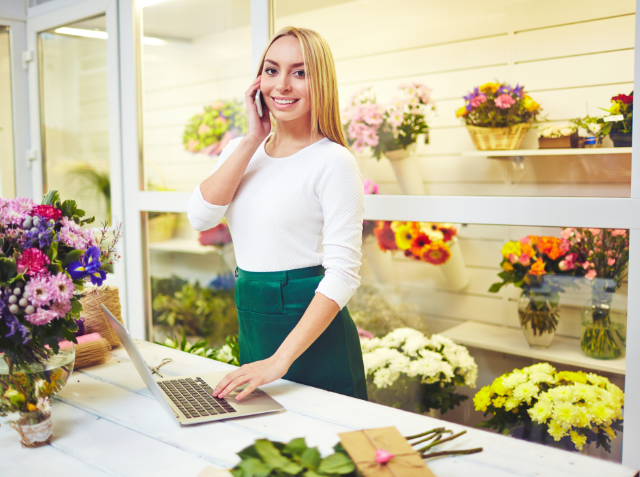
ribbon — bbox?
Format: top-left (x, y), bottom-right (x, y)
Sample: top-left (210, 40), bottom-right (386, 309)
top-left (354, 429), bottom-right (423, 477)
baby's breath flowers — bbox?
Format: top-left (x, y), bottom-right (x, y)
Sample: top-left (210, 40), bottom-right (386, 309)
top-left (361, 328), bottom-right (477, 415)
top-left (474, 364), bottom-right (623, 452)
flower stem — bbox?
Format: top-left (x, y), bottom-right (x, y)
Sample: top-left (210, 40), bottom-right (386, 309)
top-left (422, 447), bottom-right (484, 459)
top-left (404, 427), bottom-right (446, 440)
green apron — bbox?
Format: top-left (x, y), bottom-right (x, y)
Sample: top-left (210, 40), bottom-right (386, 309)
top-left (234, 265), bottom-right (368, 400)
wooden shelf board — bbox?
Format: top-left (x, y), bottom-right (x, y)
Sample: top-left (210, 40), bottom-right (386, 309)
top-left (148, 238), bottom-right (222, 255)
top-left (441, 321), bottom-right (625, 375)
top-left (460, 147), bottom-right (632, 157)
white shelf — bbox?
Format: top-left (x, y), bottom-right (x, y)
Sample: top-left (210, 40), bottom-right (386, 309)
top-left (441, 321), bottom-right (625, 375)
top-left (148, 238), bottom-right (222, 255)
top-left (461, 147), bottom-right (632, 157)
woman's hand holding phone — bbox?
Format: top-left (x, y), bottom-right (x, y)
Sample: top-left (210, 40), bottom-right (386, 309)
top-left (245, 75), bottom-right (271, 143)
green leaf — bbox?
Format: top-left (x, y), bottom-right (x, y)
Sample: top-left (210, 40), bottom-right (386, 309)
top-left (317, 453), bottom-right (355, 475)
top-left (238, 458), bottom-right (274, 477)
top-left (488, 282), bottom-right (503, 293)
top-left (255, 440), bottom-right (295, 469)
top-left (0, 257), bottom-right (17, 282)
top-left (304, 471), bottom-right (323, 477)
top-left (231, 469), bottom-right (244, 477)
top-left (62, 249), bottom-right (84, 267)
top-left (60, 199), bottom-right (77, 218)
top-left (70, 299), bottom-right (83, 315)
top-left (237, 443), bottom-right (260, 460)
top-left (47, 241), bottom-right (59, 262)
top-left (283, 438), bottom-right (308, 457)
top-left (300, 447), bottom-right (321, 470)
top-left (42, 190), bottom-right (60, 206)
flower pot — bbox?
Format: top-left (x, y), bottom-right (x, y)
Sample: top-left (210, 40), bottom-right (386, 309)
top-left (11, 410), bottom-right (53, 447)
top-left (578, 136), bottom-right (603, 148)
top-left (580, 282), bottom-right (626, 359)
top-left (362, 234), bottom-right (397, 284)
top-left (148, 213), bottom-right (178, 242)
top-left (438, 239), bottom-right (469, 290)
top-left (518, 288), bottom-right (559, 349)
top-left (538, 133), bottom-right (579, 149)
top-left (609, 132), bottom-right (632, 147)
top-left (466, 123), bottom-right (530, 150)
top-left (383, 143), bottom-right (425, 195)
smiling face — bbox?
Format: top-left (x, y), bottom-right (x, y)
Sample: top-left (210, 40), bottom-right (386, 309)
top-left (260, 35), bottom-right (311, 124)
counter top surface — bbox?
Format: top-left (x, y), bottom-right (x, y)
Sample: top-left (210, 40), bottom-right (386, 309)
top-left (1, 341), bottom-right (637, 477)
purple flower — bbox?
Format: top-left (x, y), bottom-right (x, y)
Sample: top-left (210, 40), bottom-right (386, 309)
top-left (25, 307), bottom-right (58, 326)
top-left (59, 216), bottom-right (90, 250)
top-left (48, 273), bottom-right (74, 303)
top-left (25, 275), bottom-right (54, 307)
top-left (512, 84), bottom-right (524, 97)
top-left (50, 300), bottom-right (71, 318)
top-left (24, 216), bottom-right (57, 248)
top-left (67, 246), bottom-right (107, 286)
top-left (74, 317), bottom-right (86, 337)
top-left (5, 313), bottom-right (31, 344)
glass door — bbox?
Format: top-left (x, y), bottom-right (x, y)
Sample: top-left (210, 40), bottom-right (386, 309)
top-left (26, 0), bottom-right (127, 323)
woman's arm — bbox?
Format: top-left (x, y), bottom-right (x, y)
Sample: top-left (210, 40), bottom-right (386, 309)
top-left (213, 292), bottom-right (340, 400)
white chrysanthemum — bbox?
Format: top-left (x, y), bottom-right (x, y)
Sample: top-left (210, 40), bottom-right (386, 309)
top-left (525, 363), bottom-right (556, 375)
top-left (402, 334), bottom-right (431, 357)
top-left (502, 372), bottom-right (528, 390)
top-left (528, 372), bottom-right (555, 385)
top-left (548, 386), bottom-right (574, 402)
top-left (362, 347), bottom-right (404, 374)
top-left (529, 398), bottom-right (553, 423)
top-left (373, 368), bottom-right (400, 388)
top-left (513, 382), bottom-right (540, 404)
top-left (360, 337), bottom-right (383, 353)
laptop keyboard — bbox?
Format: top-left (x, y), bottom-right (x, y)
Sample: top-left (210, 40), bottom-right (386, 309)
top-left (158, 377), bottom-right (236, 419)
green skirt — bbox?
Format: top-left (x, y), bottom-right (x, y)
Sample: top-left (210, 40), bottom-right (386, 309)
top-left (234, 265), bottom-right (368, 400)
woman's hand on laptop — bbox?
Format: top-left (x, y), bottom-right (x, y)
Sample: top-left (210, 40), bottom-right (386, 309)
top-left (212, 355), bottom-right (289, 401)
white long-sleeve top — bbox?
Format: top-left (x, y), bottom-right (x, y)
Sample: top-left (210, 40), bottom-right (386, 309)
top-left (187, 134), bottom-right (364, 309)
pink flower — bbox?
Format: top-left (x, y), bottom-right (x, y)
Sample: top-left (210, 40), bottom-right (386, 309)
top-left (470, 94), bottom-right (487, 108)
top-left (509, 253), bottom-right (519, 264)
top-left (17, 248), bottom-right (50, 276)
top-left (357, 327), bottom-right (374, 339)
top-left (559, 259), bottom-right (575, 271)
top-left (25, 276), bottom-right (54, 307)
top-left (494, 94), bottom-right (516, 109)
top-left (585, 269), bottom-right (597, 280)
top-left (588, 228), bottom-right (601, 236)
top-left (25, 307), bottom-right (58, 326)
top-left (197, 123), bottom-right (211, 135)
top-left (559, 239), bottom-right (570, 253)
top-left (59, 216), bottom-right (90, 250)
top-left (582, 261), bottom-right (592, 269)
top-left (84, 228), bottom-right (100, 248)
top-left (50, 301), bottom-right (72, 318)
top-left (561, 228), bottom-right (575, 239)
top-left (48, 273), bottom-right (74, 303)
top-left (608, 258), bottom-right (616, 266)
top-left (612, 229), bottom-right (627, 237)
top-left (1, 204), bottom-right (28, 226)
top-left (375, 449), bottom-right (394, 464)
top-left (519, 254), bottom-right (531, 266)
top-left (519, 237), bottom-right (530, 245)
top-left (12, 197), bottom-right (36, 214)
top-left (363, 179), bottom-right (379, 195)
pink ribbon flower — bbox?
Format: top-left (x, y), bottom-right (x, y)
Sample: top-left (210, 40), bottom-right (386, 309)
top-left (375, 449), bottom-right (394, 464)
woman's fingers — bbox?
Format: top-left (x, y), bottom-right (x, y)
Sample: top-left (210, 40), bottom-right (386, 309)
top-left (235, 379), bottom-right (261, 401)
top-left (217, 374), bottom-right (252, 399)
top-left (213, 368), bottom-right (246, 396)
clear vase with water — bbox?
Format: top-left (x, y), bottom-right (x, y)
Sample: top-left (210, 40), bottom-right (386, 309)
top-left (581, 279), bottom-right (626, 359)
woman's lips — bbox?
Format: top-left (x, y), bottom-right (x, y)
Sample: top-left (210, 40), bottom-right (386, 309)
top-left (271, 97), bottom-right (299, 110)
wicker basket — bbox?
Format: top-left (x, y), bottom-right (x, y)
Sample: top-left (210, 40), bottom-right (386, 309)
top-left (148, 213), bottom-right (178, 242)
top-left (466, 123), bottom-right (531, 150)
top-left (80, 286), bottom-right (124, 348)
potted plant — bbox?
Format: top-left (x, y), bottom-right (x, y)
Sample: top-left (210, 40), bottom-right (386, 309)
top-left (183, 99), bottom-right (247, 156)
top-left (600, 92), bottom-right (633, 147)
top-left (570, 116), bottom-right (606, 148)
top-left (474, 363), bottom-right (624, 453)
top-left (536, 123), bottom-right (578, 149)
top-left (361, 328), bottom-right (478, 417)
top-left (489, 235), bottom-right (578, 348)
top-left (457, 82), bottom-right (541, 150)
top-left (342, 83), bottom-right (435, 195)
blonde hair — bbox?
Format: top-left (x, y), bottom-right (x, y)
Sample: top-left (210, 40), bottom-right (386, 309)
top-left (255, 26), bottom-right (347, 148)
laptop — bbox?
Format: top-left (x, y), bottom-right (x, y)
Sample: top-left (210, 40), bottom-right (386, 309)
top-left (101, 304), bottom-right (284, 425)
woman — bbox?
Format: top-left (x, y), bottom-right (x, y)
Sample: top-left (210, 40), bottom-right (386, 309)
top-left (187, 26), bottom-right (367, 402)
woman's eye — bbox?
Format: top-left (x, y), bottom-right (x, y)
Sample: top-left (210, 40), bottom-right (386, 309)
top-left (265, 67), bottom-right (276, 74)
top-left (295, 70), bottom-right (305, 78)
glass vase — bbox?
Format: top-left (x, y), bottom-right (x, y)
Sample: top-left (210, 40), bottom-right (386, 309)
top-left (0, 345), bottom-right (75, 397)
top-left (10, 410), bottom-right (53, 447)
top-left (518, 289), bottom-right (559, 349)
top-left (580, 280), bottom-right (626, 359)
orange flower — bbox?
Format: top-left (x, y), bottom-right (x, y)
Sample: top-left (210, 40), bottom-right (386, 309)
top-left (547, 246), bottom-right (564, 260)
top-left (521, 243), bottom-right (535, 258)
top-left (529, 257), bottom-right (546, 276)
top-left (421, 241), bottom-right (451, 265)
top-left (536, 236), bottom-right (559, 255)
top-left (527, 235), bottom-right (539, 246)
top-left (410, 233), bottom-right (432, 257)
top-left (374, 221), bottom-right (398, 252)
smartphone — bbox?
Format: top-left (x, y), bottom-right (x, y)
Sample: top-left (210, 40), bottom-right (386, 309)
top-left (255, 88), bottom-right (264, 117)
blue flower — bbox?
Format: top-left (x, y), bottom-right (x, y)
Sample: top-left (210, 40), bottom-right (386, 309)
top-left (67, 246), bottom-right (105, 284)
top-left (208, 272), bottom-right (236, 291)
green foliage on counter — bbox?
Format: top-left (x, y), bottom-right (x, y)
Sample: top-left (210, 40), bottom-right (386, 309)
top-left (151, 275), bottom-right (238, 347)
top-left (231, 438), bottom-right (355, 477)
top-left (156, 329), bottom-right (240, 367)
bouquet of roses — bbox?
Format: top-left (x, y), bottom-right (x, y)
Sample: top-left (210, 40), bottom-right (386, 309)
top-left (373, 221), bottom-right (457, 266)
top-left (0, 190), bottom-right (121, 368)
top-left (342, 82), bottom-right (435, 160)
top-left (198, 218), bottom-right (232, 247)
top-left (361, 328), bottom-right (477, 414)
top-left (600, 92), bottom-right (633, 135)
top-left (489, 235), bottom-right (578, 337)
top-left (474, 363), bottom-right (623, 452)
top-left (183, 99), bottom-right (247, 156)
top-left (457, 82), bottom-right (541, 128)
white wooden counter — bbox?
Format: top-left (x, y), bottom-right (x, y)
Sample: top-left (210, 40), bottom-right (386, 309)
top-left (1, 341), bottom-right (638, 477)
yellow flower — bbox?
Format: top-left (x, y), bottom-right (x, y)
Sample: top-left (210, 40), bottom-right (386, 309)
top-left (473, 386), bottom-right (492, 412)
top-left (556, 371), bottom-right (587, 385)
top-left (493, 396), bottom-right (507, 408)
top-left (609, 103), bottom-right (621, 115)
top-left (513, 382), bottom-right (539, 404)
top-left (603, 426), bottom-right (616, 440)
top-left (490, 378), bottom-right (508, 396)
top-left (548, 419), bottom-right (567, 440)
top-left (522, 94), bottom-right (540, 112)
top-left (504, 396), bottom-right (521, 411)
top-left (395, 224), bottom-right (419, 250)
top-left (528, 399), bottom-right (553, 424)
top-left (501, 241), bottom-right (521, 259)
top-left (548, 386), bottom-right (574, 402)
top-left (479, 83), bottom-right (499, 94)
top-left (552, 401), bottom-right (579, 427)
top-left (502, 262), bottom-right (514, 272)
top-left (27, 403), bottom-right (37, 412)
top-left (456, 105), bottom-right (468, 117)
top-left (570, 430), bottom-right (587, 451)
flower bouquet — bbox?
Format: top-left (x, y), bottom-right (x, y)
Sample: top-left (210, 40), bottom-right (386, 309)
top-left (183, 99), bottom-right (247, 156)
top-left (0, 368), bottom-right (67, 447)
top-left (342, 83), bottom-right (435, 194)
top-left (474, 363), bottom-right (624, 453)
top-left (489, 235), bottom-right (578, 348)
top-left (563, 228), bottom-right (629, 359)
top-left (570, 115), bottom-right (606, 148)
top-left (373, 221), bottom-right (469, 289)
top-left (537, 123), bottom-right (578, 149)
top-left (361, 328), bottom-right (477, 416)
top-left (457, 82), bottom-right (541, 150)
top-left (600, 92), bottom-right (633, 147)
top-left (198, 218), bottom-right (232, 247)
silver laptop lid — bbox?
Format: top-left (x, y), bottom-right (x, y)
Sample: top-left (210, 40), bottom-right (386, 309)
top-left (101, 304), bottom-right (178, 422)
